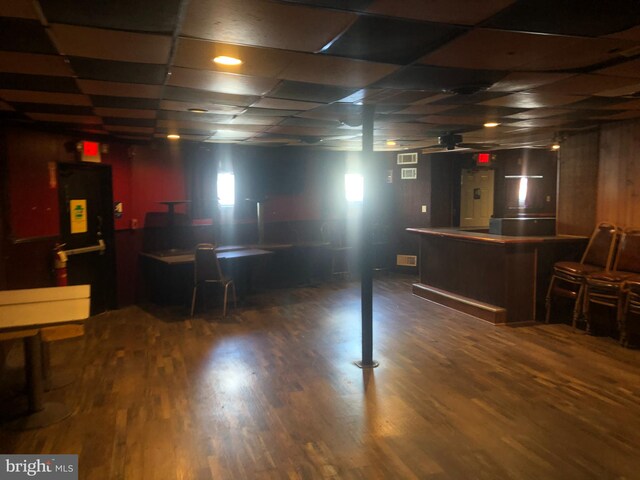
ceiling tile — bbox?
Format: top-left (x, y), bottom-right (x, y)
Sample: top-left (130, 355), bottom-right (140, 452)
top-left (602, 98), bottom-right (640, 110)
top-left (157, 110), bottom-right (235, 123)
top-left (366, 0), bottom-right (514, 26)
top-left (394, 104), bottom-right (457, 115)
top-left (69, 57), bottom-right (167, 84)
top-left (159, 99), bottom-right (247, 115)
top-left (484, 0), bottom-right (640, 37)
top-left (0, 52), bottom-right (73, 76)
top-left (297, 103), bottom-right (364, 121)
top-left (103, 125), bottom-right (155, 134)
top-left (417, 115), bottom-right (486, 126)
top-left (505, 109), bottom-right (573, 120)
top-left (251, 98), bottom-right (322, 111)
top-left (595, 82), bottom-right (640, 98)
top-left (429, 91), bottom-right (509, 106)
top-left (50, 24), bottom-right (172, 64)
top-left (162, 86), bottom-right (258, 107)
top-left (103, 117), bottom-right (156, 128)
top-left (157, 119), bottom-right (217, 132)
top-left (93, 108), bottom-right (157, 119)
top-left (268, 80), bottom-right (357, 103)
top-left (596, 58), bottom-right (640, 79)
top-left (279, 0), bottom-right (372, 9)
top-left (167, 67), bottom-right (279, 96)
top-left (229, 115), bottom-right (284, 126)
top-left (38, 0), bottom-right (183, 34)
top-left (266, 125), bottom-right (342, 136)
top-left (508, 118), bottom-right (573, 128)
top-left (444, 104), bottom-right (529, 118)
top-left (0, 18), bottom-right (57, 54)
top-left (533, 74), bottom-right (640, 96)
top-left (244, 107), bottom-right (302, 116)
top-left (77, 80), bottom-right (163, 98)
top-left (279, 117), bottom-right (339, 127)
top-left (90, 95), bottom-right (159, 110)
top-left (591, 110), bottom-right (640, 120)
top-left (0, 0), bottom-right (40, 19)
top-left (0, 73), bottom-right (80, 93)
top-left (11, 102), bottom-right (94, 115)
top-left (279, 54), bottom-right (398, 88)
top-left (480, 92), bottom-right (585, 108)
top-left (181, 0), bottom-right (356, 52)
top-left (208, 130), bottom-right (257, 140)
top-left (420, 29), bottom-right (636, 71)
top-left (324, 15), bottom-right (465, 64)
top-left (372, 64), bottom-right (506, 92)
top-left (488, 72), bottom-right (574, 92)
top-left (173, 38), bottom-right (295, 78)
top-left (27, 112), bottom-right (102, 124)
top-left (0, 89), bottom-right (90, 105)
top-left (559, 96), bottom-right (630, 109)
top-left (338, 89), bottom-right (439, 105)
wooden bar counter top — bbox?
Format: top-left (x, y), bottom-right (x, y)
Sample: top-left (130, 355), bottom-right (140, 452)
top-left (407, 227), bottom-right (588, 324)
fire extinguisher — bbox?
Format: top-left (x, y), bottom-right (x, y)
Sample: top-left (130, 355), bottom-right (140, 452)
top-left (53, 243), bottom-right (68, 286)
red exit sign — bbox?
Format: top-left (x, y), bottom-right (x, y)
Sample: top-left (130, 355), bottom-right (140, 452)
top-left (475, 153), bottom-right (495, 166)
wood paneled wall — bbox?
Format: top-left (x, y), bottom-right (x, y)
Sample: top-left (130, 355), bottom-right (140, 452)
top-left (556, 130), bottom-right (600, 235)
top-left (597, 120), bottom-right (640, 229)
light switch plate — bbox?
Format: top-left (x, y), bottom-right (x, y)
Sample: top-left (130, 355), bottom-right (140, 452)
top-left (421, 205), bottom-right (427, 213)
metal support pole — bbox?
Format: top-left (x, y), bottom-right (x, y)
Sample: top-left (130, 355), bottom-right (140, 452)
top-left (356, 104), bottom-right (379, 369)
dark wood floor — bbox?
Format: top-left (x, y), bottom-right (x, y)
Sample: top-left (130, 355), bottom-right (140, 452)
top-left (1, 273), bottom-right (640, 479)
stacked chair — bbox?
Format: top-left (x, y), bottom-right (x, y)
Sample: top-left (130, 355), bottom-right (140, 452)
top-left (622, 277), bottom-right (640, 347)
top-left (583, 229), bottom-right (640, 346)
top-left (545, 222), bottom-right (620, 329)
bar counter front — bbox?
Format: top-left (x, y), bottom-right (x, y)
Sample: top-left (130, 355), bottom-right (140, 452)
top-left (407, 228), bottom-right (588, 325)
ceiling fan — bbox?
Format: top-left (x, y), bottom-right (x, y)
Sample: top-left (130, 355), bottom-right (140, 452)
top-left (424, 133), bottom-right (500, 151)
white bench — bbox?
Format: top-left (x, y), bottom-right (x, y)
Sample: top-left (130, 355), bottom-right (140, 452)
top-left (0, 285), bottom-right (90, 429)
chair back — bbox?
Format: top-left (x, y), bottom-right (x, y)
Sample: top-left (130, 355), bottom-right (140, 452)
top-left (194, 243), bottom-right (224, 283)
top-left (613, 229), bottom-right (640, 273)
top-left (581, 222), bottom-right (619, 269)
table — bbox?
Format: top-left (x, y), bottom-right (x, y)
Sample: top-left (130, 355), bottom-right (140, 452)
top-left (140, 248), bottom-right (274, 305)
top-left (0, 285), bottom-right (90, 429)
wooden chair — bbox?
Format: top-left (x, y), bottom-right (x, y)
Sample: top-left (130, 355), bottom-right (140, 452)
top-left (545, 222), bottom-right (620, 329)
top-left (622, 275), bottom-right (640, 347)
top-left (584, 229), bottom-right (640, 342)
top-left (190, 244), bottom-right (236, 317)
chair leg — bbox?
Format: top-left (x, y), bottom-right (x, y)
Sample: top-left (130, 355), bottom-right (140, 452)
top-left (223, 284), bottom-right (229, 317)
top-left (190, 284), bottom-right (198, 317)
top-left (231, 281), bottom-right (237, 309)
top-left (545, 275), bottom-right (555, 324)
top-left (577, 284), bottom-right (586, 333)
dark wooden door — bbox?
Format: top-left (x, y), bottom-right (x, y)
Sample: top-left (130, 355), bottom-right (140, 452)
top-left (58, 163), bottom-right (116, 314)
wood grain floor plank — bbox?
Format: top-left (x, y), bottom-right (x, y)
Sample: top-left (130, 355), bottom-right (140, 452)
top-left (1, 273), bottom-right (639, 479)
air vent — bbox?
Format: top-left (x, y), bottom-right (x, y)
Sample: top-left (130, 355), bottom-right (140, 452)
top-left (401, 167), bottom-right (417, 180)
top-left (396, 254), bottom-right (417, 267)
top-left (397, 152), bottom-right (418, 165)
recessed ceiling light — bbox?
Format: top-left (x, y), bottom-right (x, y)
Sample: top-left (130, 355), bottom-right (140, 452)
top-left (188, 108), bottom-right (208, 113)
top-left (213, 56), bottom-right (242, 66)
top-left (483, 122), bottom-right (500, 128)
top-left (167, 134), bottom-right (181, 140)
top-left (551, 143), bottom-right (560, 150)
top-left (386, 140), bottom-right (397, 146)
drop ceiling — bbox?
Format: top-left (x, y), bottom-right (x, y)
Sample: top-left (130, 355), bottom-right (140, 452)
top-left (1, 0), bottom-right (640, 151)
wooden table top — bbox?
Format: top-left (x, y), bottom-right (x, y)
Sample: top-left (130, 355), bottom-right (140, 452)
top-left (140, 248), bottom-right (274, 265)
top-left (407, 227), bottom-right (588, 245)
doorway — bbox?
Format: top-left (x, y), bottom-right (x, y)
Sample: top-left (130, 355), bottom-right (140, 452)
top-left (58, 163), bottom-right (117, 314)
top-left (460, 169), bottom-right (495, 228)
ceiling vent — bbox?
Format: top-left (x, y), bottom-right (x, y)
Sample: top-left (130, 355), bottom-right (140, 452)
top-left (397, 152), bottom-right (418, 165)
top-left (401, 168), bottom-right (417, 180)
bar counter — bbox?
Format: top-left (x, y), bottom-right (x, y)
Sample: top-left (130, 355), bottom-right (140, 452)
top-left (407, 228), bottom-right (588, 324)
